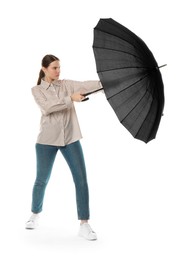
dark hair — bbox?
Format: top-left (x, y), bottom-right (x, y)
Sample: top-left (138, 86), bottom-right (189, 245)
top-left (37, 54), bottom-right (60, 85)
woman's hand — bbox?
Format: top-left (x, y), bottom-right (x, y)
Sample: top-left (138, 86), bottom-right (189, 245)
top-left (70, 93), bottom-right (85, 102)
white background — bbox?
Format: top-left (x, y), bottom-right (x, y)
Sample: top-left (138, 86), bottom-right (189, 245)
top-left (0, 0), bottom-right (193, 259)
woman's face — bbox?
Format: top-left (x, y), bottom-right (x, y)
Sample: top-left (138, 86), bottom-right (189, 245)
top-left (43, 60), bottom-right (60, 82)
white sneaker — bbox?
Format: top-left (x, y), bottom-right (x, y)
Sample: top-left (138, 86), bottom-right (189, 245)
top-left (78, 223), bottom-right (97, 241)
top-left (25, 214), bottom-right (39, 229)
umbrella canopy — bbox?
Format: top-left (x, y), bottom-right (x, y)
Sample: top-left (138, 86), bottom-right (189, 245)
top-left (85, 18), bottom-right (165, 143)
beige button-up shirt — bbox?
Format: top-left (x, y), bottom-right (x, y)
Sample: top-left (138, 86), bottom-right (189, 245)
top-left (32, 79), bottom-right (102, 146)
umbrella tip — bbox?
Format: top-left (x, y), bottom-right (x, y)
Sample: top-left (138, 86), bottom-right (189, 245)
top-left (157, 64), bottom-right (167, 69)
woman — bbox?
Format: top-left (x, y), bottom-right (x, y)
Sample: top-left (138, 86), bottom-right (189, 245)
top-left (26, 54), bottom-right (102, 241)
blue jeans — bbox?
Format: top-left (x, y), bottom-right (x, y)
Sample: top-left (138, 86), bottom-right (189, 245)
top-left (31, 141), bottom-right (89, 220)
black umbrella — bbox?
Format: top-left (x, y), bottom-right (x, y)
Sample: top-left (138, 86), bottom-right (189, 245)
top-left (84, 18), bottom-right (166, 143)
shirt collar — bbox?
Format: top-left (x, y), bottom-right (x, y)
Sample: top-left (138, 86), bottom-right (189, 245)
top-left (40, 79), bottom-right (61, 89)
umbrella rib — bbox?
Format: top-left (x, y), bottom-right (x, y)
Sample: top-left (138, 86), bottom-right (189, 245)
top-left (97, 66), bottom-right (148, 73)
top-left (93, 46), bottom-right (142, 60)
top-left (134, 98), bottom-right (155, 141)
top-left (107, 73), bottom-right (149, 99)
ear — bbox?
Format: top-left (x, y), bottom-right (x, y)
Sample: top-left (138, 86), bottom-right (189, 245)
top-left (42, 67), bottom-right (47, 74)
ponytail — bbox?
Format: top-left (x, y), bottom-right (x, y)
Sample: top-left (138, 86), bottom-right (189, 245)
top-left (37, 69), bottom-right (45, 85)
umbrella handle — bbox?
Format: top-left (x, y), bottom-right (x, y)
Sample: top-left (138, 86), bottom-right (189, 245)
top-left (81, 97), bottom-right (89, 102)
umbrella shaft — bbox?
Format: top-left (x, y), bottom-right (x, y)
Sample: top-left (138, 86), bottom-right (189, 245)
top-left (83, 88), bottom-right (103, 97)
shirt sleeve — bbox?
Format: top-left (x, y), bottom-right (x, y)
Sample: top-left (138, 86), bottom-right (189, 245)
top-left (31, 87), bottom-right (72, 116)
top-left (63, 80), bottom-right (103, 95)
